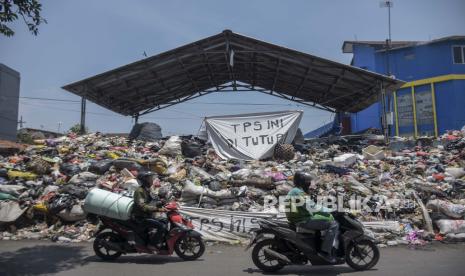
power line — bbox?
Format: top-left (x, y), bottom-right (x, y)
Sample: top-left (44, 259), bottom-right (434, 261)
top-left (19, 102), bottom-right (198, 120)
top-left (188, 102), bottom-right (303, 106)
top-left (9, 95), bottom-right (312, 107)
top-left (1, 95), bottom-right (80, 103)
top-left (21, 96), bottom-right (80, 102)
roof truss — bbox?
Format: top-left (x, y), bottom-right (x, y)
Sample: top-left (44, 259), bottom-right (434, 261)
top-left (62, 30), bottom-right (404, 117)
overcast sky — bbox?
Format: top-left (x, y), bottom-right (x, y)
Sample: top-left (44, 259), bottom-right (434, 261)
top-left (1, 0), bottom-right (464, 135)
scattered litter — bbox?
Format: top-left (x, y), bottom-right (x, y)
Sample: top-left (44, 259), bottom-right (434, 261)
top-left (0, 128), bottom-right (464, 247)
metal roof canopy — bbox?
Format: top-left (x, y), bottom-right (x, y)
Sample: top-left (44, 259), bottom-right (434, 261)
top-left (62, 30), bottom-right (404, 117)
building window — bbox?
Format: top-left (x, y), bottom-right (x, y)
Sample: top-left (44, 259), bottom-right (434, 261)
top-left (452, 46), bottom-right (465, 64)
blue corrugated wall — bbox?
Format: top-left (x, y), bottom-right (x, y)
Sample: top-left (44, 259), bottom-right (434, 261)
top-left (349, 38), bottom-right (465, 135)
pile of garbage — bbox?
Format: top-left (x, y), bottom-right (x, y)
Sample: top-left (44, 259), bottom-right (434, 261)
top-left (1, 127), bottom-right (465, 246)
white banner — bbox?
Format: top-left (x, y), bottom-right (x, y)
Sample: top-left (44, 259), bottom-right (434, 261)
top-left (179, 207), bottom-right (382, 243)
top-left (179, 206), bottom-right (279, 243)
top-left (204, 110), bottom-right (303, 160)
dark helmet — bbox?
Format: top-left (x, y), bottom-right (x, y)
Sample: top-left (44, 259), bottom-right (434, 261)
top-left (293, 171), bottom-right (313, 191)
top-left (137, 171), bottom-right (158, 187)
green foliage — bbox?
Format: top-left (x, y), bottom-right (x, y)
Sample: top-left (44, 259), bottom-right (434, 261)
top-left (0, 0), bottom-right (47, 37)
top-left (17, 131), bottom-right (34, 144)
top-left (69, 124), bottom-right (88, 134)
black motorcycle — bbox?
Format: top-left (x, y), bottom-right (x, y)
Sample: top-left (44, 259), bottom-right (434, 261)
top-left (247, 212), bottom-right (379, 272)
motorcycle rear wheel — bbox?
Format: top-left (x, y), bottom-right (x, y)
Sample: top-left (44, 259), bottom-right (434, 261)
top-left (174, 235), bottom-right (205, 261)
top-left (251, 239), bottom-right (285, 273)
top-left (346, 240), bottom-right (379, 271)
top-left (93, 232), bottom-right (123, 261)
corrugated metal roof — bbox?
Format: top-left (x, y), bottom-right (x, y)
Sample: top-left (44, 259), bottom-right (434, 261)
top-left (342, 35), bottom-right (465, 53)
top-left (62, 30), bottom-right (404, 116)
top-left (342, 41), bottom-right (419, 53)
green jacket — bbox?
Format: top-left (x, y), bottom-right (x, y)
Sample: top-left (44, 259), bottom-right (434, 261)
top-left (285, 187), bottom-right (334, 224)
top-left (132, 186), bottom-right (159, 217)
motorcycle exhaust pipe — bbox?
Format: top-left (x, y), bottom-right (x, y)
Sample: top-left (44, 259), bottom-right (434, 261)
top-left (263, 248), bottom-right (291, 264)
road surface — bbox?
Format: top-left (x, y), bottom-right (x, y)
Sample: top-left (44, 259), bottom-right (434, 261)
top-left (0, 241), bottom-right (464, 276)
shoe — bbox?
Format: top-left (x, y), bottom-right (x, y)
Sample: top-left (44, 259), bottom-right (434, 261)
top-left (147, 245), bottom-right (158, 252)
top-left (317, 252), bottom-right (336, 264)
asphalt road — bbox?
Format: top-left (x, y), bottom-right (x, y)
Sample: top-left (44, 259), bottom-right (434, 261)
top-left (0, 241), bottom-right (464, 276)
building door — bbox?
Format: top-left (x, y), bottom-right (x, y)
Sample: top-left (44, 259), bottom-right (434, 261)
top-left (396, 89), bottom-right (415, 136)
top-left (414, 87), bottom-right (435, 136)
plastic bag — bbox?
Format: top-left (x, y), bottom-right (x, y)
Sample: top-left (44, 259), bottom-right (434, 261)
top-left (47, 194), bottom-right (75, 214)
top-left (182, 141), bottom-right (202, 158)
top-left (60, 163), bottom-right (81, 176)
top-left (113, 159), bottom-right (143, 171)
top-left (68, 172), bottom-right (98, 184)
top-left (57, 204), bottom-right (86, 222)
top-left (58, 184), bottom-right (88, 199)
top-left (158, 136), bottom-right (182, 156)
top-left (231, 168), bottom-right (251, 180)
top-left (33, 202), bottom-right (48, 212)
top-left (168, 168), bottom-right (187, 183)
top-left (426, 199), bottom-right (465, 219)
top-left (435, 219), bottom-right (465, 234)
top-left (88, 160), bottom-right (113, 175)
top-left (7, 170), bottom-right (37, 180)
top-left (190, 166), bottom-right (213, 181)
top-left (0, 184), bottom-right (27, 197)
top-left (141, 158), bottom-right (167, 175)
top-left (0, 192), bottom-right (17, 201)
top-left (333, 153), bottom-right (358, 167)
top-left (445, 167), bottom-right (465, 179)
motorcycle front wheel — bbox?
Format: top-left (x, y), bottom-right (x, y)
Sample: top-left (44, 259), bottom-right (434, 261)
top-left (93, 232), bottom-right (123, 261)
top-left (345, 239), bottom-right (380, 271)
top-left (251, 239), bottom-right (285, 273)
top-left (174, 235), bottom-right (205, 261)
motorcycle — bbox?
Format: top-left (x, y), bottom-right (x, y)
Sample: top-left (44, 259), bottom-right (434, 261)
top-left (92, 201), bottom-right (205, 261)
top-left (247, 212), bottom-right (379, 272)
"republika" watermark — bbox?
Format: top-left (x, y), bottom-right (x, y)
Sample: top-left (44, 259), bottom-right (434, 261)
top-left (264, 194), bottom-right (416, 213)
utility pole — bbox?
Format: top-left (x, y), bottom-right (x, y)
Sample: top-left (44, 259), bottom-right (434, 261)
top-left (380, 0), bottom-right (393, 139)
top-left (17, 116), bottom-right (26, 128)
top-left (380, 0), bottom-right (393, 76)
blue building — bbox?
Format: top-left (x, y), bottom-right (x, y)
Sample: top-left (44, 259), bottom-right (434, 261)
top-left (343, 36), bottom-right (465, 137)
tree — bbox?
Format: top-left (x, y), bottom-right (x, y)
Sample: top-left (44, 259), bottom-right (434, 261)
top-left (0, 0), bottom-right (47, 37)
top-left (69, 124), bottom-right (88, 134)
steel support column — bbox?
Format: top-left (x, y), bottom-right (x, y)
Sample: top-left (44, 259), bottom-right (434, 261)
top-left (134, 113), bottom-right (139, 124)
top-left (379, 82), bottom-right (389, 143)
top-left (80, 97), bottom-right (86, 134)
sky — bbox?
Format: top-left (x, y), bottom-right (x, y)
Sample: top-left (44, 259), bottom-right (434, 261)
top-left (1, 0), bottom-right (464, 135)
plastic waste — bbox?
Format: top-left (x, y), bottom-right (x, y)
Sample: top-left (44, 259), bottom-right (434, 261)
top-left (158, 136), bottom-right (182, 156)
top-left (435, 219), bottom-right (465, 234)
top-left (333, 153), bottom-right (358, 167)
top-left (7, 170), bottom-right (37, 180)
top-left (426, 199), bottom-right (465, 219)
top-left (362, 145), bottom-right (385, 160)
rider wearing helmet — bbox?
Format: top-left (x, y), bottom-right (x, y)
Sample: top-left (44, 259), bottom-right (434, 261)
top-left (286, 171), bottom-right (339, 263)
top-left (132, 171), bottom-right (166, 249)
